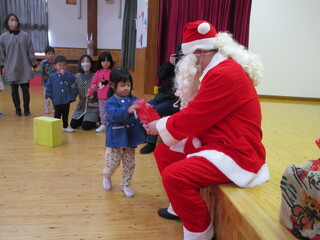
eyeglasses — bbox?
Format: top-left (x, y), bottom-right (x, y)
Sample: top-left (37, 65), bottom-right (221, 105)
top-left (174, 52), bottom-right (184, 58)
top-left (193, 49), bottom-right (218, 57)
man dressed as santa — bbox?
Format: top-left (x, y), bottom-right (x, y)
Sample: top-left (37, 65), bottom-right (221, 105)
top-left (147, 20), bottom-right (270, 240)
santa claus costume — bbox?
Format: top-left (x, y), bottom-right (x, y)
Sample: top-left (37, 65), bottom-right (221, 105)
top-left (153, 20), bottom-right (270, 240)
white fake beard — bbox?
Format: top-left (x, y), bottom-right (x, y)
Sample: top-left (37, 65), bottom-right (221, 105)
top-left (174, 54), bottom-right (201, 109)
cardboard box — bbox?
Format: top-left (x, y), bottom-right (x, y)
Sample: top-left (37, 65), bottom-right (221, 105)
top-left (33, 117), bottom-right (62, 147)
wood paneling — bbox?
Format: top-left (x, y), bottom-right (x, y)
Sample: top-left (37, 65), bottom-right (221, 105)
top-left (87, 0), bottom-right (97, 56)
top-left (52, 47), bottom-right (121, 66)
top-left (144, 0), bottom-right (159, 95)
top-left (131, 48), bottom-right (148, 99)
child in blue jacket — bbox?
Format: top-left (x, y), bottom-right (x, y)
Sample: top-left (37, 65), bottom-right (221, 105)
top-left (103, 67), bottom-right (146, 197)
top-left (45, 55), bottom-right (76, 132)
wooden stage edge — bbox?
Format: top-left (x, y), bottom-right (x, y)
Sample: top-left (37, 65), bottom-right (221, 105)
top-left (200, 185), bottom-right (296, 240)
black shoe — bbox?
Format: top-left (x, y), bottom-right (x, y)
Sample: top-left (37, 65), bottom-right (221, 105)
top-left (157, 208), bottom-right (180, 220)
top-left (16, 110), bottom-right (22, 117)
top-left (139, 143), bottom-right (156, 154)
top-left (24, 111), bottom-right (30, 116)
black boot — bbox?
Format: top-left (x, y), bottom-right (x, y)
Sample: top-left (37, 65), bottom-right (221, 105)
top-left (139, 142), bottom-right (156, 154)
top-left (16, 109), bottom-right (22, 117)
top-left (157, 208), bottom-right (180, 220)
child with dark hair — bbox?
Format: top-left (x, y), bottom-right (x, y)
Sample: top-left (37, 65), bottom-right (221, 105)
top-left (39, 46), bottom-right (56, 113)
top-left (86, 51), bottom-right (114, 132)
top-left (103, 67), bottom-right (146, 197)
top-left (45, 55), bottom-right (76, 133)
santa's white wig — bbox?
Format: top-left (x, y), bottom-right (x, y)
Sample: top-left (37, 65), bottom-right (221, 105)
top-left (214, 32), bottom-right (264, 86)
top-left (174, 54), bottom-right (201, 109)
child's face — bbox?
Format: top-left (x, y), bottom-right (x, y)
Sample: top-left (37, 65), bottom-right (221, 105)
top-left (101, 59), bottom-right (111, 70)
top-left (55, 61), bottom-right (67, 74)
top-left (46, 51), bottom-right (55, 62)
top-left (114, 81), bottom-right (131, 98)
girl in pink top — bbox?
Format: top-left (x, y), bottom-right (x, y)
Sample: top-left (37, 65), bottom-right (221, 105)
top-left (86, 51), bottom-right (114, 132)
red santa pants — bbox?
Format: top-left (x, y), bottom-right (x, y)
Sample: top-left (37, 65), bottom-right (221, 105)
top-left (154, 143), bottom-right (231, 233)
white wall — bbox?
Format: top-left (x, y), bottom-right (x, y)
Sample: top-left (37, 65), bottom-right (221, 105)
top-left (250, 0), bottom-right (320, 98)
top-left (97, 0), bottom-right (124, 49)
top-left (48, 0), bottom-right (124, 49)
top-left (48, 0), bottom-right (87, 48)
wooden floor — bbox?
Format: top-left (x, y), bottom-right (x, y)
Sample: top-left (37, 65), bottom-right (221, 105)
top-left (1, 83), bottom-right (320, 240)
top-left (0, 85), bottom-right (182, 240)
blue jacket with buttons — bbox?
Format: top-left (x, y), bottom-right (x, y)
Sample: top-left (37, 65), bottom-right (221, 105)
top-left (105, 95), bottom-right (146, 148)
top-left (45, 72), bottom-right (76, 105)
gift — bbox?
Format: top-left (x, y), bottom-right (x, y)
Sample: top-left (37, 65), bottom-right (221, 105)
top-left (134, 99), bottom-right (160, 129)
top-left (33, 116), bottom-right (62, 147)
top-left (280, 139), bottom-right (320, 239)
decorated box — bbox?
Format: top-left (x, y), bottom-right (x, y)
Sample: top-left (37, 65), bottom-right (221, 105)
top-left (33, 116), bottom-right (62, 147)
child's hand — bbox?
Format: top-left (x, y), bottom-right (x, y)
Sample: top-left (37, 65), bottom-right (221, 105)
top-left (46, 98), bottom-right (51, 105)
top-left (128, 103), bottom-right (141, 114)
top-left (92, 84), bottom-right (97, 90)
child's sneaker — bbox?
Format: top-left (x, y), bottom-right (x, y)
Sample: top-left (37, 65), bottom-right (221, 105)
top-left (63, 127), bottom-right (74, 133)
top-left (96, 124), bottom-right (106, 133)
top-left (103, 174), bottom-right (112, 190)
top-left (122, 187), bottom-right (135, 198)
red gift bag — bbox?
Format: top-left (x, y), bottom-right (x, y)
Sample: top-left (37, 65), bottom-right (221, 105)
top-left (134, 99), bottom-right (160, 129)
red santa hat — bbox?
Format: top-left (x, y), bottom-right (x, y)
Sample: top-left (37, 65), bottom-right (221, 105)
top-left (181, 20), bottom-right (218, 55)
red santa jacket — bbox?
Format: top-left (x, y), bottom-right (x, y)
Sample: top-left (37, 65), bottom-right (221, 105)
top-left (157, 55), bottom-right (270, 188)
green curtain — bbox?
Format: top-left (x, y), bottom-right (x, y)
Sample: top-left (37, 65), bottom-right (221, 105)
top-left (121, 0), bottom-right (137, 69)
top-left (0, 0), bottom-right (48, 52)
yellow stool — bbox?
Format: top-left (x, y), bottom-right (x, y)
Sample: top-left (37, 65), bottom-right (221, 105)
top-left (33, 116), bottom-right (62, 147)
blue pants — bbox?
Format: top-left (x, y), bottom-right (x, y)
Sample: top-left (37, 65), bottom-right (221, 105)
top-left (146, 99), bottom-right (179, 144)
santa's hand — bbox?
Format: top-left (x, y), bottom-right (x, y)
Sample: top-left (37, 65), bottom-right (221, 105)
top-left (147, 120), bottom-right (159, 135)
